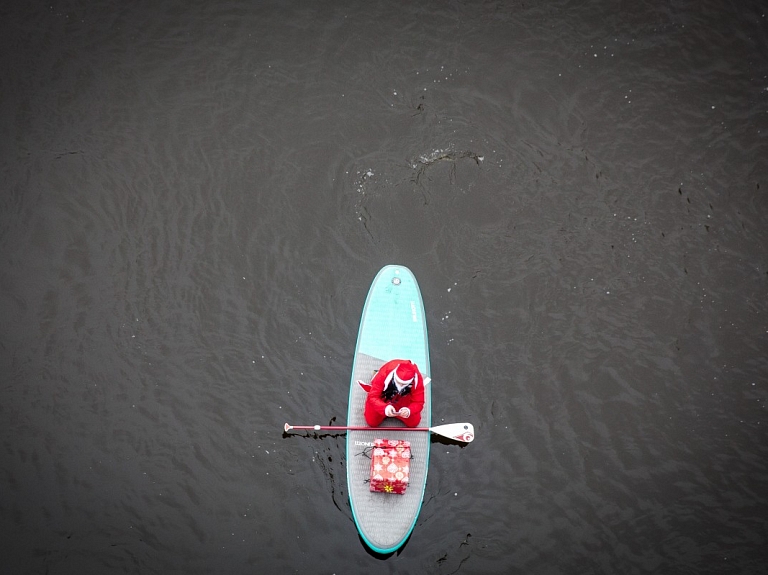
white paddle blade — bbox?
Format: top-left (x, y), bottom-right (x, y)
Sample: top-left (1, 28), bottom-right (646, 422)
top-left (431, 422), bottom-right (474, 443)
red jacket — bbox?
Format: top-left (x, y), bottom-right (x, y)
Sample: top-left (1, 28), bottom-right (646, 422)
top-left (364, 359), bottom-right (425, 428)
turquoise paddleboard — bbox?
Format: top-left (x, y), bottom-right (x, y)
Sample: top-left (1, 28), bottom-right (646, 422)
top-left (346, 265), bottom-right (431, 554)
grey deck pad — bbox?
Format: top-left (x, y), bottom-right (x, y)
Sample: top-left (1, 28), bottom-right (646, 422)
top-left (347, 353), bottom-right (432, 552)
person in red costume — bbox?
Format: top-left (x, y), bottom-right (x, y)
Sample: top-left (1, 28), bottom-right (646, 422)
top-left (363, 359), bottom-right (425, 428)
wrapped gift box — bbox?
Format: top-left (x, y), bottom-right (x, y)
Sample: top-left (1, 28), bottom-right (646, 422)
top-left (370, 438), bottom-right (411, 495)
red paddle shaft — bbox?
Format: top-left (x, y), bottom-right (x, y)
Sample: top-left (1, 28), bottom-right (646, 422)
top-left (283, 422), bottom-right (475, 443)
top-left (284, 424), bottom-right (429, 432)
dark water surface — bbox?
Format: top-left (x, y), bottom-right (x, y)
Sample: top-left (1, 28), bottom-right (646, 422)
top-left (2, 1), bottom-right (767, 573)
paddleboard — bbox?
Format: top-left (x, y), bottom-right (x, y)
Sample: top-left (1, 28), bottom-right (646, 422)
top-left (346, 265), bottom-right (431, 554)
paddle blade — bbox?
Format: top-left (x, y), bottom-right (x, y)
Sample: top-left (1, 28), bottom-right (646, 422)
top-left (431, 423), bottom-right (475, 443)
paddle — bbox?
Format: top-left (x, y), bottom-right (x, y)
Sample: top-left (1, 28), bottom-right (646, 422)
top-left (284, 422), bottom-right (474, 443)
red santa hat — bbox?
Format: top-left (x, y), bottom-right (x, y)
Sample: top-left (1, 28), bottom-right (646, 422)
top-left (394, 361), bottom-right (417, 385)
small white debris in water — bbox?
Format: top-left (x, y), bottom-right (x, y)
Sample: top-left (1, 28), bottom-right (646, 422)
top-left (454, 493), bottom-right (458, 496)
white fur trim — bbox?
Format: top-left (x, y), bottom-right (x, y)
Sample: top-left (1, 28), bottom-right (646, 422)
top-left (385, 366), bottom-right (419, 395)
top-left (393, 364), bottom-right (416, 386)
